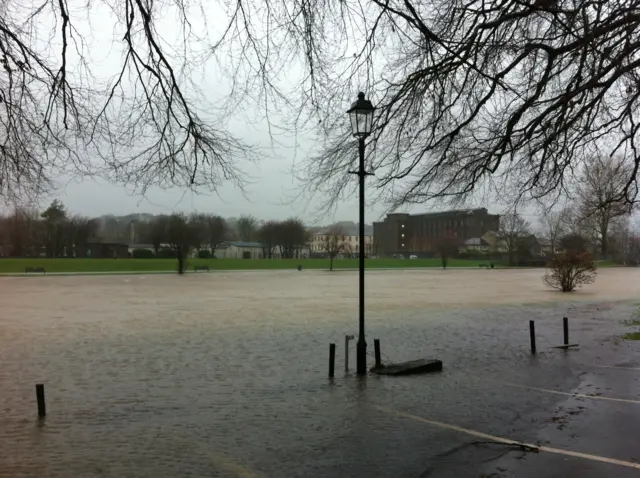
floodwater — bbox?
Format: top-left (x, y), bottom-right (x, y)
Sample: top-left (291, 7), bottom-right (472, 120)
top-left (1, 268), bottom-right (640, 477)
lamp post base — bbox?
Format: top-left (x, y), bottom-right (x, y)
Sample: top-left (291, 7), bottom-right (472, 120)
top-left (356, 339), bottom-right (367, 376)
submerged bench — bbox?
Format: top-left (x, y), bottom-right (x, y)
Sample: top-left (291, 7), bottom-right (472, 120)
top-left (193, 265), bottom-right (210, 272)
top-left (25, 267), bottom-right (46, 274)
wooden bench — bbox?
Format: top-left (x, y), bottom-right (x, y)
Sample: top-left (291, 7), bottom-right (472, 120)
top-left (193, 265), bottom-right (210, 272)
top-left (25, 267), bottom-right (46, 274)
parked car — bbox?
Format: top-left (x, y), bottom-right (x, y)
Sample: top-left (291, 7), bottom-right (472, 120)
top-left (409, 254), bottom-right (418, 259)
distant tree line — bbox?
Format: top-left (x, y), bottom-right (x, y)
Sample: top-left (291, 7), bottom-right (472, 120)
top-left (476, 156), bottom-right (640, 267)
top-left (0, 200), bottom-right (99, 258)
top-left (3, 155), bottom-right (638, 272)
top-left (134, 215), bottom-right (310, 264)
top-left (0, 203), bottom-right (312, 271)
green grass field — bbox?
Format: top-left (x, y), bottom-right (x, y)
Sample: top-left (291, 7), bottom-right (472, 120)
top-left (0, 257), bottom-right (501, 273)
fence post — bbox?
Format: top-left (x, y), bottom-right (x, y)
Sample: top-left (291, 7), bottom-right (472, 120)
top-left (35, 384), bottom-right (46, 418)
top-left (529, 320), bottom-right (536, 354)
top-left (374, 339), bottom-right (382, 368)
top-left (329, 343), bottom-right (336, 378)
top-left (563, 317), bottom-right (569, 345)
top-left (345, 336), bottom-right (349, 373)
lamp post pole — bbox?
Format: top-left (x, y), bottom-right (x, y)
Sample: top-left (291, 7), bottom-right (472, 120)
top-left (347, 91), bottom-right (375, 377)
top-left (356, 137), bottom-right (367, 375)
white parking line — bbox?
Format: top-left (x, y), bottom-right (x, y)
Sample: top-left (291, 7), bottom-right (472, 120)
top-left (376, 406), bottom-right (640, 470)
top-left (500, 382), bottom-right (640, 405)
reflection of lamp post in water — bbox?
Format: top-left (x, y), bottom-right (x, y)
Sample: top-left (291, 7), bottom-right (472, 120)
top-left (347, 92), bottom-right (375, 376)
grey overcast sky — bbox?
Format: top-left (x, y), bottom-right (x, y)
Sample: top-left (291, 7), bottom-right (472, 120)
top-left (20, 1), bottom-right (531, 226)
top-left (43, 161), bottom-right (512, 225)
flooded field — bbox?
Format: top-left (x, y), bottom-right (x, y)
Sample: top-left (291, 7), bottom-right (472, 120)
top-left (1, 268), bottom-right (640, 477)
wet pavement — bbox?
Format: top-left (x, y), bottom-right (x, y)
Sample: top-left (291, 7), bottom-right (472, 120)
top-left (1, 269), bottom-right (640, 477)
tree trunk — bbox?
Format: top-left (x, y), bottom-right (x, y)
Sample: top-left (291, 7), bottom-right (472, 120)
top-left (177, 247), bottom-right (186, 275)
top-left (601, 230), bottom-right (608, 259)
top-left (329, 255), bottom-right (334, 271)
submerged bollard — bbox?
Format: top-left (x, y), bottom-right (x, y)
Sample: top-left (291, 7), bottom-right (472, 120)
top-left (35, 384), bottom-right (46, 418)
top-left (345, 335), bottom-right (349, 372)
top-left (374, 339), bottom-right (382, 368)
top-left (529, 320), bottom-right (536, 354)
top-left (344, 335), bottom-right (355, 372)
top-left (329, 343), bottom-right (336, 378)
top-left (552, 317), bottom-right (578, 349)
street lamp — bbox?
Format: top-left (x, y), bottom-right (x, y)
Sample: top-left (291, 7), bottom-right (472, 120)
top-left (347, 92), bottom-right (375, 376)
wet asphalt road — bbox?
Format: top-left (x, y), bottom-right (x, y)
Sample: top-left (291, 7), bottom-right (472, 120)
top-left (2, 289), bottom-right (640, 477)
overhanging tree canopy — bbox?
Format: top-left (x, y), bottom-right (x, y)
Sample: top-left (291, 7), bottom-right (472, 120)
top-left (2, 0), bottom-right (640, 206)
top-left (1, 0), bottom-right (254, 201)
top-left (292, 0), bottom-right (640, 208)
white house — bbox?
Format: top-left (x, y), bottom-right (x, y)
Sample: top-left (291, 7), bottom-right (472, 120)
top-left (215, 241), bottom-right (263, 259)
top-left (214, 241), bottom-right (310, 259)
top-left (310, 225), bottom-right (374, 256)
top-left (461, 237), bottom-right (490, 252)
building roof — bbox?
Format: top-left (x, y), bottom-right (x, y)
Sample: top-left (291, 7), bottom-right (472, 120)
top-left (128, 243), bottom-right (172, 249)
top-left (410, 208), bottom-right (493, 218)
top-left (464, 237), bottom-right (489, 246)
top-left (314, 225), bottom-right (373, 236)
top-left (225, 241), bottom-right (263, 248)
top-left (129, 243), bottom-right (154, 249)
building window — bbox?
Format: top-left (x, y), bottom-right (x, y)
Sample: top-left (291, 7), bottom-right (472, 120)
top-left (401, 243), bottom-right (405, 247)
top-left (401, 233), bottom-right (404, 238)
top-left (401, 224), bottom-right (405, 228)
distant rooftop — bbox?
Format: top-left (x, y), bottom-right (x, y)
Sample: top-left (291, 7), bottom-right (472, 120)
top-left (411, 208), bottom-right (493, 218)
top-left (224, 241), bottom-right (263, 248)
top-left (314, 225), bottom-right (373, 236)
top-left (463, 237), bottom-right (489, 246)
top-left (129, 243), bottom-right (169, 249)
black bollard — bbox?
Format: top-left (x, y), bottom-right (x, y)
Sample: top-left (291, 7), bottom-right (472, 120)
top-left (329, 343), bottom-right (336, 378)
top-left (35, 384), bottom-right (46, 418)
top-left (529, 320), bottom-right (536, 354)
top-left (563, 317), bottom-right (569, 345)
top-left (374, 339), bottom-right (382, 368)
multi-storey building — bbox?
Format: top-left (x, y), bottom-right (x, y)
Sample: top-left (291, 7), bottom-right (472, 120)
top-left (373, 208), bottom-right (500, 257)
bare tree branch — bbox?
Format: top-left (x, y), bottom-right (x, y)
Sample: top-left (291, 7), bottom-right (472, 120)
top-left (287, 0), bottom-right (640, 210)
top-left (575, 155), bottom-right (636, 257)
top-left (5, 0), bottom-right (640, 212)
top-left (1, 0), bottom-right (256, 202)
